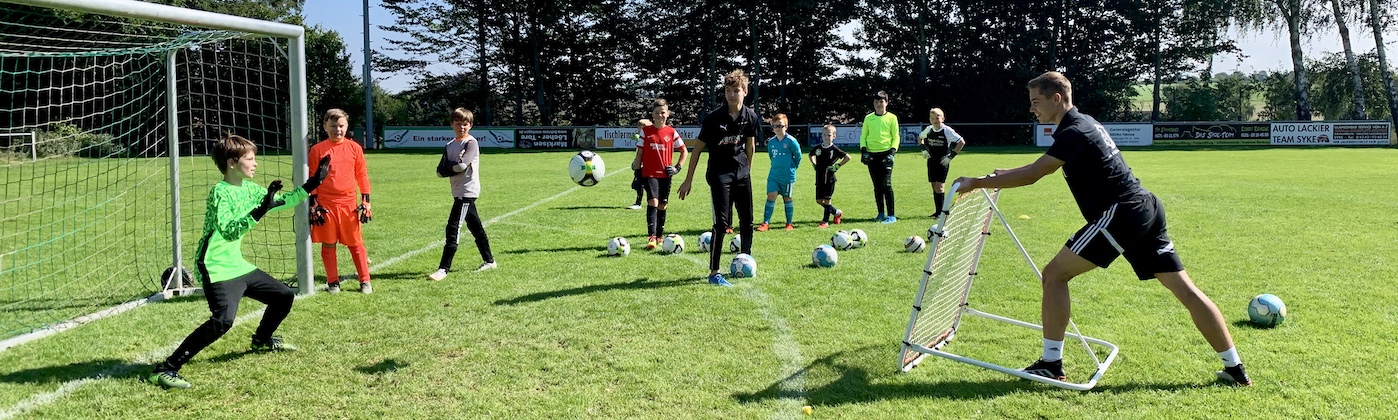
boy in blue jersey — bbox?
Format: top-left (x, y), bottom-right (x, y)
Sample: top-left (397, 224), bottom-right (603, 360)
top-left (954, 71), bottom-right (1251, 386)
top-left (757, 113), bottom-right (801, 231)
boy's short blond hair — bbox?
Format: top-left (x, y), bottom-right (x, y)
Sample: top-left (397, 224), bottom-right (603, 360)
top-left (772, 114), bottom-right (788, 125)
top-left (724, 69), bottom-right (748, 90)
top-left (212, 134), bottom-right (257, 174)
top-left (930, 107), bottom-right (944, 117)
top-left (1027, 71), bottom-right (1073, 102)
top-left (323, 108), bottom-right (348, 124)
top-left (451, 107), bottom-right (474, 124)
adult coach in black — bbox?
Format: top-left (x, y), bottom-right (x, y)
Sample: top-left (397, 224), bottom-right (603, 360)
top-left (953, 71), bottom-right (1251, 386)
top-left (678, 69), bottom-right (759, 287)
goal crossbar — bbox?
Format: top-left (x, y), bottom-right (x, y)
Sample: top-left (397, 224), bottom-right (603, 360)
top-left (898, 182), bottom-right (1119, 391)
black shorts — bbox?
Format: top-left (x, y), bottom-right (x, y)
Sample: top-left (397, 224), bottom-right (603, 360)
top-left (643, 177), bottom-right (672, 203)
top-left (926, 158), bottom-right (949, 183)
top-left (815, 181), bottom-right (836, 200)
top-left (1065, 193), bottom-right (1184, 280)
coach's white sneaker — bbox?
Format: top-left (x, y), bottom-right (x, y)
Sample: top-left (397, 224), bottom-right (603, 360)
top-left (359, 281), bottom-right (373, 294)
top-left (428, 269), bottom-right (448, 281)
top-left (476, 262), bottom-right (497, 272)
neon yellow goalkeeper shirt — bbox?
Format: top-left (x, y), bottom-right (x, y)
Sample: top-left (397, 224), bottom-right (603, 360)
top-left (196, 180), bottom-right (307, 282)
top-left (860, 111), bottom-right (900, 153)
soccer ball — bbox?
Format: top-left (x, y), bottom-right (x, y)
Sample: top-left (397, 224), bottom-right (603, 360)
top-left (568, 150), bottom-right (605, 186)
top-left (697, 231), bottom-right (713, 252)
top-left (831, 231), bottom-right (855, 250)
top-left (661, 233), bottom-right (685, 254)
top-left (728, 235), bottom-right (742, 253)
top-left (849, 229), bottom-right (868, 248)
top-left (729, 253), bottom-right (757, 278)
top-left (812, 244), bottom-right (838, 268)
top-left (927, 223), bottom-right (944, 241)
top-left (1248, 294), bottom-right (1287, 327)
top-left (607, 237), bottom-right (630, 256)
top-left (904, 235), bottom-right (926, 253)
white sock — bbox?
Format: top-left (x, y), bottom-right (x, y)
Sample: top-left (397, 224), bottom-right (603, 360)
top-left (1042, 338), bottom-right (1064, 362)
top-left (1218, 347), bottom-right (1242, 368)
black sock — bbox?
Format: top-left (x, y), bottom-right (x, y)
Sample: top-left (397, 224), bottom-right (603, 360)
top-left (656, 209), bottom-right (668, 238)
top-left (822, 204), bottom-right (834, 222)
top-left (646, 206), bottom-right (657, 237)
top-left (934, 192), bottom-right (945, 216)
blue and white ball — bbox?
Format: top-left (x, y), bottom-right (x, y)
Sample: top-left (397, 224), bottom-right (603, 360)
top-left (728, 235), bottom-right (742, 253)
top-left (607, 237), bottom-right (630, 256)
top-left (831, 231), bottom-right (855, 250)
top-left (697, 231), bottom-right (713, 252)
top-left (1248, 294), bottom-right (1287, 327)
top-left (904, 235), bottom-right (926, 253)
top-left (568, 150), bottom-right (605, 186)
top-left (812, 245), bottom-right (838, 268)
top-left (849, 229), bottom-right (868, 248)
top-left (729, 253), bottom-right (757, 278)
top-left (661, 233), bottom-right (685, 254)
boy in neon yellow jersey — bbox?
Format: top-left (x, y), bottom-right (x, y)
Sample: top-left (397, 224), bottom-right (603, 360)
top-left (146, 135), bottom-right (329, 389)
top-left (860, 90), bottom-right (900, 223)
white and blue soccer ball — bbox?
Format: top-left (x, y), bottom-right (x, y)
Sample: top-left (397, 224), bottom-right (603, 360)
top-left (568, 150), bottom-right (605, 186)
top-left (812, 245), bottom-right (838, 268)
top-left (904, 235), bottom-right (926, 253)
top-left (697, 231), bottom-right (714, 252)
top-left (728, 235), bottom-right (742, 253)
top-left (729, 253), bottom-right (757, 278)
top-left (831, 231), bottom-right (855, 250)
top-left (607, 237), bottom-right (630, 256)
top-left (661, 233), bottom-right (685, 254)
top-left (850, 229), bottom-right (868, 248)
top-left (1248, 294), bottom-right (1287, 327)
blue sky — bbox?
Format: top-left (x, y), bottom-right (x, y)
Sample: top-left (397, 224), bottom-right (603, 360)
top-left (304, 0), bottom-right (1397, 94)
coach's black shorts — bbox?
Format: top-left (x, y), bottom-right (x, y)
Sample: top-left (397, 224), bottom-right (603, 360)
top-left (1065, 193), bottom-right (1184, 280)
top-left (815, 181), bottom-right (836, 200)
top-left (643, 177), bottom-right (672, 203)
top-left (926, 158), bottom-right (950, 183)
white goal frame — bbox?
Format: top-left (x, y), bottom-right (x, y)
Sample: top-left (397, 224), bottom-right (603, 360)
top-left (898, 182), bottom-right (1119, 391)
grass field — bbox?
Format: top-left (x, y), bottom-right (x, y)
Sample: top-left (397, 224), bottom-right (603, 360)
top-left (1, 146), bottom-right (1396, 418)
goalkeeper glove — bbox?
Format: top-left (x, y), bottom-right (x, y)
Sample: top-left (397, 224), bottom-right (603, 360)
top-left (885, 153), bottom-right (895, 163)
top-left (357, 203), bottom-right (373, 224)
top-left (251, 180), bottom-right (283, 221)
top-left (828, 163), bottom-right (841, 172)
top-left (860, 147), bottom-right (871, 165)
top-left (307, 195), bottom-right (327, 226)
top-left (940, 150), bottom-right (958, 166)
top-left (664, 164), bottom-right (680, 176)
top-left (302, 155), bottom-right (330, 192)
top-left (921, 150), bottom-right (931, 159)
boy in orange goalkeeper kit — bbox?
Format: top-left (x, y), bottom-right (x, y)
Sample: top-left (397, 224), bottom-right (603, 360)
top-left (308, 109), bottom-right (374, 294)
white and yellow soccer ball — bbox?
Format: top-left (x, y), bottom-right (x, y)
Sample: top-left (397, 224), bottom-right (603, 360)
top-left (661, 233), bottom-right (685, 254)
top-left (607, 237), bottom-right (630, 256)
top-left (831, 230), bottom-right (855, 250)
top-left (697, 231), bottom-right (713, 252)
top-left (568, 150), bottom-right (605, 186)
top-left (904, 235), bottom-right (926, 253)
top-left (849, 229), bottom-right (868, 248)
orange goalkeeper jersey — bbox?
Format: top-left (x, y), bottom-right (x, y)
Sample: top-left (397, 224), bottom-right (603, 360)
top-left (308, 138), bottom-right (371, 206)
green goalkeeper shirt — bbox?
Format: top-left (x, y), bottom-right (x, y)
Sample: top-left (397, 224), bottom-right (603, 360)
top-left (197, 180), bottom-right (307, 283)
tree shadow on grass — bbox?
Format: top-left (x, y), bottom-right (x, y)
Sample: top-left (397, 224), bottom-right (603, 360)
top-left (734, 346), bottom-right (1208, 406)
top-left (493, 277), bottom-right (696, 306)
top-left (0, 358), bottom-right (144, 385)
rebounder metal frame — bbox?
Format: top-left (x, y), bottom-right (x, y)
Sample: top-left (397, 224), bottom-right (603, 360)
top-left (898, 182), bottom-right (1119, 391)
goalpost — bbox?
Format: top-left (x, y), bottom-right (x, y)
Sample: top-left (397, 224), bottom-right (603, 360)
top-left (898, 182), bottom-right (1120, 391)
top-left (0, 0), bottom-right (312, 347)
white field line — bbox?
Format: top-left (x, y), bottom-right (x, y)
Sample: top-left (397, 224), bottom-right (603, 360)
top-left (0, 173), bottom-right (622, 419)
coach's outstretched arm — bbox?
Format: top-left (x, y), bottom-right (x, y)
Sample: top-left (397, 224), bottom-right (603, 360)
top-left (953, 154), bottom-right (1064, 193)
top-left (676, 142), bottom-right (705, 200)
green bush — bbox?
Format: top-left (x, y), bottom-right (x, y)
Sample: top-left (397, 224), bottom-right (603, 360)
top-left (33, 123), bottom-right (126, 158)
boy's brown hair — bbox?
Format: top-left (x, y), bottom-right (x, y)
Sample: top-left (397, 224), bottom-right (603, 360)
top-left (653, 98), bottom-right (669, 109)
top-left (451, 107), bottom-right (474, 125)
top-left (1027, 71), bottom-right (1073, 102)
top-left (723, 69), bottom-right (748, 90)
top-left (212, 134), bottom-right (257, 174)
top-left (323, 108), bottom-right (348, 124)
top-left (772, 113), bottom-right (788, 126)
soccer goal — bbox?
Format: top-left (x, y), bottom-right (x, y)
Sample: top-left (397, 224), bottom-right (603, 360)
top-left (898, 182), bottom-right (1119, 390)
top-left (0, 0), bottom-right (312, 346)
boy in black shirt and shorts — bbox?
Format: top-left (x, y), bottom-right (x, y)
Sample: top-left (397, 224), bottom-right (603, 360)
top-left (809, 124), bottom-right (850, 228)
top-left (954, 71), bottom-right (1251, 386)
top-left (678, 69), bottom-right (760, 287)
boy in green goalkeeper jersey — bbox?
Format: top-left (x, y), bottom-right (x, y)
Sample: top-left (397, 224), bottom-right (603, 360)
top-left (146, 135), bottom-right (329, 389)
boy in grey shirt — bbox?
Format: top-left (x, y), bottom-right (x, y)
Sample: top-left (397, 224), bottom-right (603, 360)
top-left (429, 108), bottom-right (496, 281)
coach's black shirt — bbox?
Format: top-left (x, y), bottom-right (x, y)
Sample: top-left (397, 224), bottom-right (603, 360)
top-left (1044, 107), bottom-right (1147, 220)
top-left (698, 105), bottom-right (761, 180)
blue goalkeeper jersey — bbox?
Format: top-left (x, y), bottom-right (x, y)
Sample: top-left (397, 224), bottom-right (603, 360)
top-left (766, 134), bottom-right (802, 184)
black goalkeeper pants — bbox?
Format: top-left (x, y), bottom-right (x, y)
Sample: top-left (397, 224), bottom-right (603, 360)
top-left (440, 197), bottom-right (494, 270)
top-left (866, 151), bottom-right (896, 216)
top-left (708, 175), bottom-right (753, 271)
top-left (160, 269), bottom-right (294, 372)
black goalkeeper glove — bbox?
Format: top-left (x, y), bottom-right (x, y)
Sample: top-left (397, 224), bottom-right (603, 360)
top-left (940, 150), bottom-right (958, 166)
top-left (251, 180), bottom-right (283, 221)
top-left (860, 147), bottom-right (871, 165)
top-left (357, 193), bottom-right (372, 224)
top-left (664, 165), bottom-right (680, 176)
top-left (302, 155), bottom-right (331, 192)
top-left (308, 195), bottom-right (328, 226)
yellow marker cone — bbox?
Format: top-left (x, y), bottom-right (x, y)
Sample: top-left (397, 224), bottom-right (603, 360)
top-left (802, 406), bottom-right (813, 415)
top-left (1018, 214), bottom-right (1031, 220)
